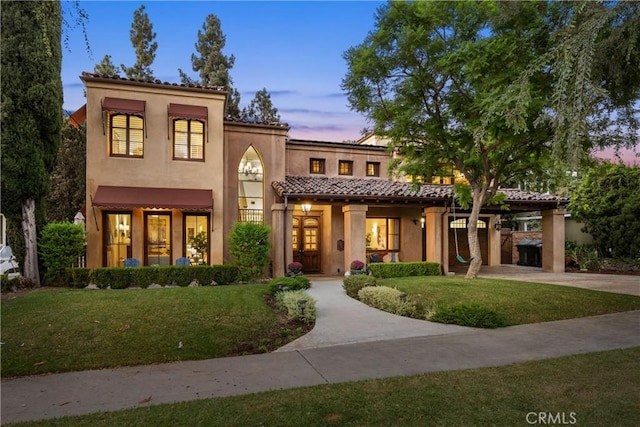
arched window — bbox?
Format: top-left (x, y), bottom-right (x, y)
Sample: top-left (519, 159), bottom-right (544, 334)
top-left (238, 146), bottom-right (264, 224)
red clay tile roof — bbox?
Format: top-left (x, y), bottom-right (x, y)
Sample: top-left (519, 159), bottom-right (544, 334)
top-left (81, 72), bottom-right (227, 92)
top-left (272, 176), bottom-right (567, 210)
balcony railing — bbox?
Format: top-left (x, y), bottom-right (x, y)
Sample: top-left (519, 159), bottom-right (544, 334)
top-left (238, 209), bottom-right (264, 224)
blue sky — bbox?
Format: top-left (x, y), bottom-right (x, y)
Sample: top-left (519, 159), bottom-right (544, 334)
top-left (62, 0), bottom-right (385, 142)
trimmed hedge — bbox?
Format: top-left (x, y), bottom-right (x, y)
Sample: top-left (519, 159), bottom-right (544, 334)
top-left (343, 274), bottom-right (378, 298)
top-left (275, 290), bottom-right (316, 324)
top-left (429, 303), bottom-right (508, 328)
top-left (367, 262), bottom-right (441, 278)
top-left (59, 265), bottom-right (240, 289)
top-left (357, 286), bottom-right (417, 317)
top-left (268, 276), bottom-right (311, 295)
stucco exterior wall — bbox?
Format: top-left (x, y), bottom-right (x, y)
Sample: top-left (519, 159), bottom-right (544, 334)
top-left (286, 141), bottom-right (390, 178)
top-left (84, 78), bottom-right (226, 268)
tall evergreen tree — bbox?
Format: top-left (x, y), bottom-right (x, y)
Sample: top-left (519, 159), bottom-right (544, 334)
top-left (47, 119), bottom-right (86, 222)
top-left (95, 54), bottom-right (119, 76)
top-left (121, 5), bottom-right (157, 80)
top-left (1, 0), bottom-right (63, 284)
top-left (242, 88), bottom-right (281, 123)
top-left (179, 14), bottom-right (241, 118)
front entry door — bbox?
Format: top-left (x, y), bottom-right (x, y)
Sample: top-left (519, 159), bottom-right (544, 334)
top-left (292, 216), bottom-right (321, 273)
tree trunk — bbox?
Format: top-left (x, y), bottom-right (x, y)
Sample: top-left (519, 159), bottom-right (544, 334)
top-left (21, 198), bottom-right (40, 286)
top-left (465, 190), bottom-right (484, 279)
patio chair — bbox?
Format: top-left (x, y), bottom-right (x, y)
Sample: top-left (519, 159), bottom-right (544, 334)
top-left (123, 258), bottom-right (140, 268)
top-left (175, 257), bottom-right (191, 266)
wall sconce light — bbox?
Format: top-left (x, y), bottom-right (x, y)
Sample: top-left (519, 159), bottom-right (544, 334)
top-left (301, 203), bottom-right (312, 215)
top-left (494, 221), bottom-right (502, 231)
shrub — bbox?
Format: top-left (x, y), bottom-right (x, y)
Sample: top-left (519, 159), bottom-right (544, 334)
top-left (429, 304), bottom-right (508, 328)
top-left (89, 268), bottom-right (134, 289)
top-left (228, 222), bottom-right (271, 281)
top-left (350, 260), bottom-right (365, 271)
top-left (287, 261), bottom-right (303, 277)
top-left (367, 262), bottom-right (441, 278)
top-left (343, 274), bottom-right (378, 298)
top-left (275, 290), bottom-right (316, 324)
top-left (39, 222), bottom-right (85, 285)
top-left (357, 286), bottom-right (417, 317)
top-left (62, 268), bottom-right (91, 288)
top-left (268, 276), bottom-right (311, 295)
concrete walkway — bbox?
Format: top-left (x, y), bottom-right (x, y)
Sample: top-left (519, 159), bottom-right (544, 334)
top-left (2, 272), bottom-right (639, 424)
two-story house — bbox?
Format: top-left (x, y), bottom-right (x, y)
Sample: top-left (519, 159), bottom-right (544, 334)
top-left (78, 72), bottom-right (567, 276)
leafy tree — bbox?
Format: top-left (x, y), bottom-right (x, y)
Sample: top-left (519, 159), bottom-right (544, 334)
top-left (179, 14), bottom-right (241, 118)
top-left (39, 222), bottom-right (85, 285)
top-left (505, 1), bottom-right (640, 167)
top-left (121, 5), bottom-right (157, 80)
top-left (568, 162), bottom-right (640, 259)
top-left (1, 0), bottom-right (63, 285)
top-left (228, 222), bottom-right (271, 281)
top-left (94, 54), bottom-right (119, 76)
top-left (47, 119), bottom-right (86, 222)
top-left (342, 1), bottom-right (554, 278)
top-left (242, 88), bottom-right (281, 123)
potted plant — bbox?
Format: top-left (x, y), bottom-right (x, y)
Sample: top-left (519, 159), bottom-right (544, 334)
top-left (287, 261), bottom-right (304, 277)
top-left (189, 231), bottom-right (208, 265)
top-left (350, 259), bottom-right (366, 275)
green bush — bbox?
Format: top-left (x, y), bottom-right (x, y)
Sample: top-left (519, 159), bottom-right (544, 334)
top-left (268, 276), bottom-right (311, 295)
top-left (89, 268), bottom-right (134, 289)
top-left (275, 290), bottom-right (316, 324)
top-left (39, 222), bottom-right (85, 285)
top-left (357, 286), bottom-right (417, 317)
top-left (343, 274), bottom-right (378, 298)
top-left (87, 265), bottom-right (240, 289)
top-left (228, 222), bottom-right (271, 281)
top-left (429, 303), bottom-right (508, 328)
top-left (62, 268), bottom-right (91, 288)
top-left (367, 262), bottom-right (441, 278)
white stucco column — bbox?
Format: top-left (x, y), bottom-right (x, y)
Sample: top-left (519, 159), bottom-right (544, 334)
top-left (342, 205), bottom-right (368, 271)
top-left (424, 207), bottom-right (447, 273)
top-left (542, 209), bottom-right (566, 273)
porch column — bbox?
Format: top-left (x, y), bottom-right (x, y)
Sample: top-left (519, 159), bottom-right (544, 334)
top-left (487, 215), bottom-right (502, 266)
top-left (271, 203), bottom-right (291, 277)
top-left (424, 207), bottom-right (447, 273)
top-left (542, 209), bottom-right (566, 273)
top-left (342, 205), bottom-right (368, 271)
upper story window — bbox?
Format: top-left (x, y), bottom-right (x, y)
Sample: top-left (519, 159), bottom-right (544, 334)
top-left (110, 114), bottom-right (144, 157)
top-left (339, 160), bottom-right (353, 176)
top-left (102, 97), bottom-right (146, 158)
top-left (169, 103), bottom-right (208, 162)
top-left (310, 158), bottom-right (325, 174)
top-left (366, 162), bottom-right (380, 177)
top-left (173, 119), bottom-right (204, 160)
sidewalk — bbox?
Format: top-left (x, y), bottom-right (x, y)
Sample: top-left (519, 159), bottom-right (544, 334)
top-left (2, 275), bottom-right (639, 424)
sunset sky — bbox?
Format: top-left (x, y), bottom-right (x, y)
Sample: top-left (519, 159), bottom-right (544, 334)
top-left (61, 1), bottom-right (637, 163)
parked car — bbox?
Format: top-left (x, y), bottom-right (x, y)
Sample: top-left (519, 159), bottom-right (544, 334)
top-left (0, 245), bottom-right (21, 279)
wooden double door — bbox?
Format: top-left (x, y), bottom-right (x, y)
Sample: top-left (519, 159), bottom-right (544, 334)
top-left (292, 215), bottom-right (321, 273)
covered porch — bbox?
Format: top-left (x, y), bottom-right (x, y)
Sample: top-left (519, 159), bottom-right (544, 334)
top-left (271, 176), bottom-right (568, 277)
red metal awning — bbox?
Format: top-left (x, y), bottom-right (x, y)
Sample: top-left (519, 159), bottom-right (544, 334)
top-left (102, 97), bottom-right (146, 114)
top-left (168, 103), bottom-right (208, 120)
top-left (92, 186), bottom-right (213, 210)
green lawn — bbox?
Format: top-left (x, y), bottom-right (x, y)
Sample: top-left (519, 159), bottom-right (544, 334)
top-left (380, 276), bottom-right (640, 325)
top-left (1, 285), bottom-right (283, 377)
top-left (8, 347), bottom-right (639, 427)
